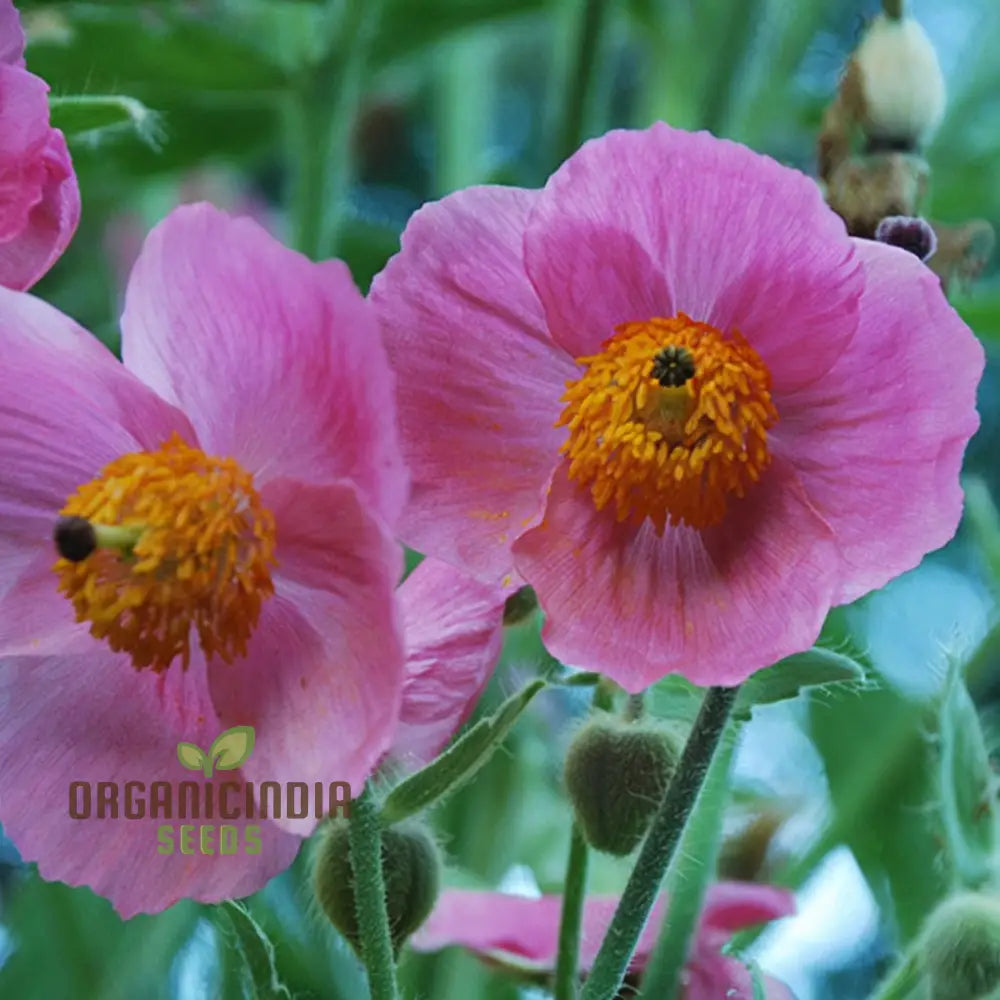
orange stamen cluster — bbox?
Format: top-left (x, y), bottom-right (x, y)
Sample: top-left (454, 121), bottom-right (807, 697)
top-left (54, 433), bottom-right (276, 672)
top-left (557, 314), bottom-right (778, 532)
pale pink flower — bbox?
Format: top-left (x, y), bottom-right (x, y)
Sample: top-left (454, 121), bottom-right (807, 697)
top-left (0, 0), bottom-right (79, 289)
top-left (0, 203), bottom-right (409, 916)
top-left (411, 882), bottom-right (795, 998)
top-left (370, 122), bottom-right (984, 691)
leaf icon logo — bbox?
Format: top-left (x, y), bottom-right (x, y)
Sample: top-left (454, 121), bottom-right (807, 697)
top-left (176, 726), bottom-right (255, 778)
top-left (177, 742), bottom-right (208, 775)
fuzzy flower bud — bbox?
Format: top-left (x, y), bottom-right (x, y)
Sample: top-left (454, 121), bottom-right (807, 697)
top-left (313, 819), bottom-right (441, 956)
top-left (564, 717), bottom-right (680, 856)
top-left (851, 13), bottom-right (945, 150)
top-left (922, 893), bottom-right (1000, 1000)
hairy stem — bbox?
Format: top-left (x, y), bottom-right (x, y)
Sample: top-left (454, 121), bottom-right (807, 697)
top-left (348, 785), bottom-right (399, 1000)
top-left (554, 823), bottom-right (591, 1000)
top-left (579, 685), bottom-right (740, 1000)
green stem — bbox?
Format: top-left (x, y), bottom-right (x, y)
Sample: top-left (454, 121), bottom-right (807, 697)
top-left (868, 950), bottom-right (922, 1000)
top-left (623, 694), bottom-right (645, 722)
top-left (579, 685), bottom-right (740, 1000)
top-left (554, 823), bottom-right (591, 1000)
top-left (639, 723), bottom-right (738, 998)
top-left (286, 1), bottom-right (381, 258)
top-left (882, 0), bottom-right (905, 19)
top-left (348, 785), bottom-right (400, 1000)
top-left (553, 0), bottom-right (611, 168)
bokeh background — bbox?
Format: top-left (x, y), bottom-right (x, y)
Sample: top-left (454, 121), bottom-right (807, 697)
top-left (2, 1), bottom-right (1000, 998)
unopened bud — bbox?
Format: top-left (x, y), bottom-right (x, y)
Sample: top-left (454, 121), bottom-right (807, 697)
top-left (564, 718), bottom-right (679, 856)
top-left (874, 215), bottom-right (937, 261)
top-left (313, 820), bottom-right (441, 956)
top-left (851, 14), bottom-right (945, 150)
top-left (922, 893), bottom-right (1000, 1000)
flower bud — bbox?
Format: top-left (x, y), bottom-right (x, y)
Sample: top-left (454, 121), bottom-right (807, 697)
top-left (851, 14), bottom-right (945, 150)
top-left (313, 819), bottom-right (441, 956)
top-left (922, 893), bottom-right (1000, 1000)
top-left (564, 717), bottom-right (680, 856)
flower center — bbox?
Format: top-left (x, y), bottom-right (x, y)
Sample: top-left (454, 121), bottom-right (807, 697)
top-left (557, 314), bottom-right (778, 532)
top-left (53, 433), bottom-right (277, 673)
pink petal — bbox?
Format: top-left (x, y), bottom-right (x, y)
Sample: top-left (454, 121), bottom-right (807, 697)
top-left (0, 552), bottom-right (95, 655)
top-left (513, 461), bottom-right (838, 691)
top-left (684, 956), bottom-right (795, 1000)
top-left (524, 123), bottom-right (863, 394)
top-left (370, 185), bottom-right (576, 584)
top-left (121, 203), bottom-right (406, 523)
top-left (697, 882), bottom-right (796, 948)
top-left (0, 288), bottom-right (194, 594)
top-left (0, 127), bottom-right (81, 291)
top-left (390, 557), bottom-right (506, 767)
top-left (0, 649), bottom-right (301, 918)
top-left (0, 0), bottom-right (24, 66)
top-left (0, 65), bottom-right (50, 239)
top-left (207, 477), bottom-right (405, 835)
top-left (411, 891), bottom-right (564, 970)
top-left (411, 883), bottom-right (787, 975)
top-left (773, 239), bottom-right (984, 605)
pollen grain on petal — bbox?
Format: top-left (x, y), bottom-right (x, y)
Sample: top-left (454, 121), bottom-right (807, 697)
top-left (556, 315), bottom-right (778, 532)
top-left (53, 432), bottom-right (277, 672)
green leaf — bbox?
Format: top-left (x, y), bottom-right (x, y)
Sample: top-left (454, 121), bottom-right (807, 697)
top-left (381, 679), bottom-right (546, 825)
top-left (648, 674), bottom-right (703, 725)
top-left (734, 647), bottom-right (866, 719)
top-left (937, 665), bottom-right (996, 888)
top-left (809, 681), bottom-right (949, 942)
top-left (210, 726), bottom-right (256, 771)
top-left (48, 95), bottom-right (163, 148)
top-left (176, 741), bottom-right (207, 772)
top-left (747, 960), bottom-right (768, 1000)
top-left (554, 671), bottom-right (602, 688)
top-left (0, 876), bottom-right (199, 1000)
top-left (216, 900), bottom-right (292, 1000)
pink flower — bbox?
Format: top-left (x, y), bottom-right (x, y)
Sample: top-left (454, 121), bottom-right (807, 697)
top-left (370, 123), bottom-right (983, 691)
top-left (392, 556), bottom-right (507, 769)
top-left (411, 882), bottom-right (796, 998)
top-left (0, 0), bottom-right (79, 289)
top-left (0, 203), bottom-right (410, 916)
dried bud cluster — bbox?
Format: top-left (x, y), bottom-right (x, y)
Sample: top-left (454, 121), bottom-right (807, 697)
top-left (818, 6), bottom-right (993, 290)
top-left (851, 14), bottom-right (945, 151)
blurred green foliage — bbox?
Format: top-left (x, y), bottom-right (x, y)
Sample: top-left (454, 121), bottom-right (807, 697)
top-left (3, 1), bottom-right (1000, 999)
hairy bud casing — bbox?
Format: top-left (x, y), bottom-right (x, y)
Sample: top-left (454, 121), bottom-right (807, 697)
top-left (313, 820), bottom-right (441, 956)
top-left (922, 893), bottom-right (1000, 1000)
top-left (564, 717), bottom-right (680, 856)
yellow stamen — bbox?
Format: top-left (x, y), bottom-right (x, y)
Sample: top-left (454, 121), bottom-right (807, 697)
top-left (557, 314), bottom-right (778, 533)
top-left (54, 432), bottom-right (277, 672)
